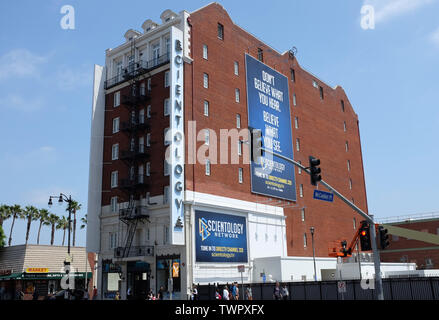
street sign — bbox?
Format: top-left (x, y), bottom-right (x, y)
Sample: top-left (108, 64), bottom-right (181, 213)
top-left (313, 190), bottom-right (334, 202)
top-left (337, 281), bottom-right (347, 293)
top-left (237, 265), bottom-right (245, 273)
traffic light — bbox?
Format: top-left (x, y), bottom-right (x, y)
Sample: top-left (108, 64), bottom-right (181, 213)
top-left (378, 226), bottom-right (390, 249)
top-left (249, 127), bottom-right (263, 164)
top-left (359, 221), bottom-right (372, 251)
top-left (309, 156), bottom-right (322, 186)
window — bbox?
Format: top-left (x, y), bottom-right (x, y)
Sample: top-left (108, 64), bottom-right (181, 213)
top-left (353, 218), bottom-right (356, 230)
top-left (205, 159), bottom-right (211, 176)
top-left (238, 140), bottom-right (242, 156)
top-left (146, 133), bottom-right (151, 147)
top-left (290, 69), bottom-right (296, 82)
top-left (203, 73), bottom-right (209, 88)
top-left (164, 128), bottom-right (170, 146)
top-left (164, 226), bottom-right (169, 244)
top-left (147, 105), bottom-right (151, 118)
top-left (111, 144), bottom-right (119, 160)
top-left (349, 179), bottom-right (353, 190)
top-left (313, 80), bottom-right (318, 88)
top-left (163, 186), bottom-right (169, 204)
top-left (112, 117), bottom-right (120, 134)
top-left (234, 61), bottom-right (239, 76)
top-left (111, 197), bottom-right (118, 213)
top-left (205, 129), bottom-right (210, 145)
top-left (235, 88), bottom-right (240, 103)
top-left (303, 233), bottom-right (307, 248)
top-left (165, 37), bottom-right (171, 57)
top-left (139, 109), bottom-right (145, 124)
top-left (140, 82), bottom-right (146, 96)
top-left (114, 91), bottom-right (120, 107)
top-left (345, 141), bottom-right (349, 152)
top-left (301, 208), bottom-right (305, 222)
top-left (238, 168), bottom-right (243, 184)
top-left (299, 184), bottom-right (304, 198)
top-left (164, 98), bottom-right (170, 116)
top-left (109, 233), bottom-right (117, 249)
top-left (298, 160), bottom-right (302, 174)
top-left (203, 44), bottom-right (208, 60)
top-left (111, 171), bottom-right (118, 188)
top-left (204, 100), bottom-right (209, 116)
top-left (296, 138), bottom-right (300, 152)
top-left (341, 100), bottom-right (345, 112)
top-left (319, 86), bottom-right (324, 100)
top-left (236, 114), bottom-right (241, 128)
top-left (138, 165), bottom-right (144, 183)
top-left (147, 78), bottom-right (151, 91)
top-left (164, 159), bottom-right (170, 176)
top-left (146, 227), bottom-right (150, 241)
top-left (293, 94), bottom-right (297, 106)
top-left (146, 162), bottom-right (151, 177)
top-left (294, 117), bottom-right (299, 129)
top-left (257, 48), bottom-right (263, 62)
top-left (164, 71), bottom-right (170, 88)
top-left (217, 23), bottom-right (224, 40)
top-left (343, 121), bottom-right (347, 132)
top-left (347, 160), bottom-right (351, 172)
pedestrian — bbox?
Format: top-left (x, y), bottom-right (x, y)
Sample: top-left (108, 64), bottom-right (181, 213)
top-left (245, 286), bottom-right (253, 300)
top-left (92, 286), bottom-right (98, 300)
top-left (147, 289), bottom-right (155, 300)
top-left (222, 286), bottom-right (229, 300)
top-left (83, 289), bottom-right (90, 300)
top-left (234, 282), bottom-right (239, 300)
top-left (281, 283), bottom-right (289, 300)
top-left (273, 282), bottom-right (281, 300)
top-left (127, 287), bottom-right (132, 300)
top-left (158, 286), bottom-right (165, 300)
top-left (114, 291), bottom-right (120, 300)
top-left (192, 284), bottom-right (198, 300)
top-left (215, 288), bottom-right (222, 300)
top-left (32, 288), bottom-right (39, 301)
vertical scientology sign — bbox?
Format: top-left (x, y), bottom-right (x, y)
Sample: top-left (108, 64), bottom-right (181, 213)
top-left (169, 26), bottom-right (185, 245)
top-left (245, 54), bottom-right (296, 201)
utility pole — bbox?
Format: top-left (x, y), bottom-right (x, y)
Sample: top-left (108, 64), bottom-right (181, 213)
top-left (258, 148), bottom-right (384, 300)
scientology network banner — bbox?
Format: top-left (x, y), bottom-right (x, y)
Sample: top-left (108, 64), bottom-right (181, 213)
top-left (245, 53), bottom-right (297, 202)
top-left (195, 210), bottom-right (248, 263)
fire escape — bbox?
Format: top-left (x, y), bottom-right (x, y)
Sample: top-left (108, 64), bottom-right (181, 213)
top-left (111, 40), bottom-right (171, 259)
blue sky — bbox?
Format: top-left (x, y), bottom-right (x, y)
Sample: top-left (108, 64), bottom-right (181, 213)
top-left (1, 0), bottom-right (438, 247)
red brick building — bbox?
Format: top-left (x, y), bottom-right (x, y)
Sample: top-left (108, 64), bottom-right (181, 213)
top-left (378, 214), bottom-right (439, 269)
top-left (87, 3), bottom-right (369, 299)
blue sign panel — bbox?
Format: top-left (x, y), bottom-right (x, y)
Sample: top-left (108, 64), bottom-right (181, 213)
top-left (245, 54), bottom-right (296, 201)
top-left (195, 210), bottom-right (248, 263)
top-left (313, 190), bottom-right (334, 202)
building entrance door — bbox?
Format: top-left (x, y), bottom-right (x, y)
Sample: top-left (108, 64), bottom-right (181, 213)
top-left (127, 261), bottom-right (150, 300)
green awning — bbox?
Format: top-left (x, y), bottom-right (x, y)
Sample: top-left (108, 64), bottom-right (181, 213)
top-left (0, 273), bottom-right (22, 281)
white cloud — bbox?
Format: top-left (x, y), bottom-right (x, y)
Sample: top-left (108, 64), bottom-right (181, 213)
top-left (0, 49), bottom-right (48, 80)
top-left (55, 64), bottom-right (93, 90)
top-left (429, 27), bottom-right (439, 47)
top-left (0, 94), bottom-right (45, 112)
top-left (363, 0), bottom-right (435, 24)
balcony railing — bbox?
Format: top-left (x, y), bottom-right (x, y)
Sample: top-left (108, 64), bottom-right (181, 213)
top-left (119, 174), bottom-right (149, 190)
top-left (105, 53), bottom-right (170, 89)
top-left (114, 245), bottom-right (154, 258)
top-left (120, 144), bottom-right (149, 160)
top-left (119, 205), bottom-right (149, 221)
top-left (121, 118), bottom-right (150, 132)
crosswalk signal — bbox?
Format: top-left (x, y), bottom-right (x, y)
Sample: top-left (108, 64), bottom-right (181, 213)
top-left (249, 127), bottom-right (263, 164)
top-left (309, 156), bottom-right (322, 186)
top-left (378, 226), bottom-right (390, 249)
top-left (359, 221), bottom-right (372, 251)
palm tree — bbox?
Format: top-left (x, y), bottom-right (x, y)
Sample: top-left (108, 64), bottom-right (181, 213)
top-left (66, 200), bottom-right (81, 247)
top-left (8, 204), bottom-right (23, 246)
top-left (45, 214), bottom-right (59, 246)
top-left (80, 214), bottom-right (87, 230)
top-left (56, 216), bottom-right (69, 246)
top-left (0, 204), bottom-right (11, 228)
top-left (23, 205), bottom-right (39, 245)
top-left (36, 208), bottom-right (50, 245)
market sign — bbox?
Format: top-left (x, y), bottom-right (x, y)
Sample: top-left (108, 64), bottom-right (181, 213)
top-left (25, 268), bottom-right (49, 273)
top-left (172, 262), bottom-right (180, 278)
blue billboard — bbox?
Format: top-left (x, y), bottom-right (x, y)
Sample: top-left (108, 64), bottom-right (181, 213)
top-left (245, 54), bottom-right (297, 201)
top-left (195, 210), bottom-right (248, 263)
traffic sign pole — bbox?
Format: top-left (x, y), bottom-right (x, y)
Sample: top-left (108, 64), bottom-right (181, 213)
top-left (259, 147), bottom-right (384, 300)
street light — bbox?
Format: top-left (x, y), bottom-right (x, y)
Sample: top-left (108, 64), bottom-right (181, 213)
top-left (310, 227), bottom-right (317, 281)
top-left (48, 192), bottom-right (74, 299)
